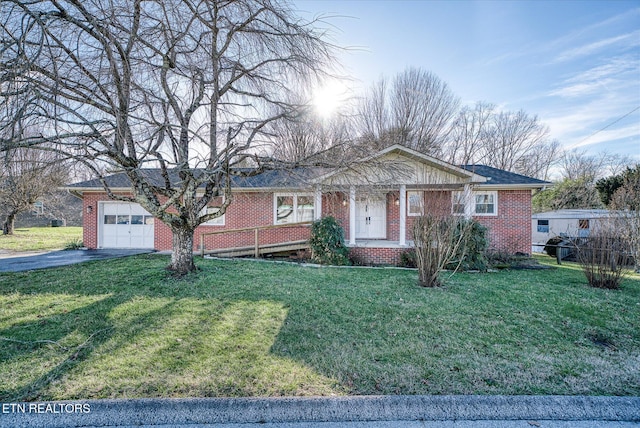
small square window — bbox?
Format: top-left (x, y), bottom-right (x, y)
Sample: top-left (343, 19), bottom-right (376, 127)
top-left (579, 219), bottom-right (589, 229)
top-left (537, 219), bottom-right (549, 233)
top-left (474, 193), bottom-right (495, 215)
top-left (104, 215), bottom-right (116, 225)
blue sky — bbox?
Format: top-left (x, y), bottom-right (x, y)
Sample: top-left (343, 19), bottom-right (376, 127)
top-left (294, 0), bottom-right (640, 162)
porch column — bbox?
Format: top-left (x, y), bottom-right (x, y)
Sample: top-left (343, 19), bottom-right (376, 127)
top-left (349, 186), bottom-right (356, 245)
top-left (314, 186), bottom-right (322, 220)
top-left (399, 184), bottom-right (406, 246)
top-left (464, 184), bottom-right (473, 219)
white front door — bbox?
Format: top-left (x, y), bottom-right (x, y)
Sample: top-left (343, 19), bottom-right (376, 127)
top-left (100, 203), bottom-right (154, 249)
top-left (356, 196), bottom-right (386, 239)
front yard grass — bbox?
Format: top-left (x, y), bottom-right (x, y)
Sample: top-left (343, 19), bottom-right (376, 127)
top-left (0, 227), bottom-right (83, 253)
top-left (0, 255), bottom-right (638, 401)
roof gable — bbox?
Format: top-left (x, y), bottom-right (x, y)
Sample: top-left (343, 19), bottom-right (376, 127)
top-left (315, 144), bottom-right (487, 187)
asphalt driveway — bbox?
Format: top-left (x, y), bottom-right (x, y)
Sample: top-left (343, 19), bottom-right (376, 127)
top-left (0, 249), bottom-right (154, 272)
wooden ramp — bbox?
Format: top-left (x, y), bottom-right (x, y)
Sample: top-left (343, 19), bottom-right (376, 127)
top-left (203, 240), bottom-right (309, 258)
top-left (200, 222), bottom-right (312, 259)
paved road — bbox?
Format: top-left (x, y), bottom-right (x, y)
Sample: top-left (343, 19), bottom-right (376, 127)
top-left (1, 396), bottom-right (638, 428)
top-left (0, 249), bottom-right (154, 272)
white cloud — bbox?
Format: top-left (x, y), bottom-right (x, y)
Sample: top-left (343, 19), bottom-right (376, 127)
top-left (568, 124), bottom-right (639, 149)
top-left (553, 30), bottom-right (640, 63)
top-left (548, 79), bottom-right (616, 98)
top-left (543, 8), bottom-right (640, 55)
top-left (543, 99), bottom-right (640, 155)
top-left (548, 55), bottom-right (639, 101)
top-left (566, 56), bottom-right (638, 83)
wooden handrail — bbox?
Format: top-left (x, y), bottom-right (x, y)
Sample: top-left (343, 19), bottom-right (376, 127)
top-left (200, 221), bottom-right (313, 257)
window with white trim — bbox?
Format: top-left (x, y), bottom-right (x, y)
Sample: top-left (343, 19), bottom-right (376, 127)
top-left (452, 191), bottom-right (497, 216)
top-left (407, 191), bottom-right (423, 216)
top-left (474, 192), bottom-right (496, 215)
top-left (452, 192), bottom-right (466, 215)
top-left (201, 196), bottom-right (225, 226)
top-left (275, 193), bottom-right (314, 224)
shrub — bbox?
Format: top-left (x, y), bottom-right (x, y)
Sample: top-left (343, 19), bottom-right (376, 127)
top-left (64, 238), bottom-right (84, 250)
top-left (413, 214), bottom-right (471, 287)
top-left (400, 248), bottom-right (417, 268)
top-left (576, 234), bottom-right (626, 289)
top-left (445, 219), bottom-right (488, 271)
top-left (309, 216), bottom-right (350, 266)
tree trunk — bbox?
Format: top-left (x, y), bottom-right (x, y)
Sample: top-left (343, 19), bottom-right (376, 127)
top-left (168, 226), bottom-right (197, 275)
top-left (2, 212), bottom-right (16, 235)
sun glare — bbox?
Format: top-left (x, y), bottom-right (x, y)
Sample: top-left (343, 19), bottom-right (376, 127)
top-left (313, 80), bottom-right (349, 119)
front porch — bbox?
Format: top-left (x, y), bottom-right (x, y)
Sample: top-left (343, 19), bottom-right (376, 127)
top-left (347, 239), bottom-right (414, 248)
top-left (315, 184), bottom-right (471, 249)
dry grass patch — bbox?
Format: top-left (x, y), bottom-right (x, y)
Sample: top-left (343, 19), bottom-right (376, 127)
top-left (0, 227), bottom-right (82, 253)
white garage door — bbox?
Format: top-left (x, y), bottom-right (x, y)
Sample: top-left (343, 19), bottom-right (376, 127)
top-left (100, 203), bottom-right (154, 249)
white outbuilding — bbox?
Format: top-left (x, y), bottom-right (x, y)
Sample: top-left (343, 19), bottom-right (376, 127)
top-left (532, 209), bottom-right (615, 253)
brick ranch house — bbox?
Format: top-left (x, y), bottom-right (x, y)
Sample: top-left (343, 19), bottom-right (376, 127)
top-left (64, 145), bottom-right (549, 265)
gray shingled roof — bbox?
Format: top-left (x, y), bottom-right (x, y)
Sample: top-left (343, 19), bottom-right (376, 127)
top-left (68, 164), bottom-right (549, 189)
top-left (68, 168), bottom-right (324, 189)
top-left (460, 165), bottom-right (550, 186)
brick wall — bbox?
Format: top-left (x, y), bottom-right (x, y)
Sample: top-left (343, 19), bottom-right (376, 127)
top-left (82, 193), bottom-right (100, 249)
top-left (81, 188), bottom-right (533, 262)
top-left (349, 246), bottom-right (405, 266)
top-left (473, 190), bottom-right (532, 254)
top-left (85, 192), bottom-right (315, 252)
top-left (322, 192), bottom-right (349, 237)
top-left (387, 191), bottom-right (400, 241)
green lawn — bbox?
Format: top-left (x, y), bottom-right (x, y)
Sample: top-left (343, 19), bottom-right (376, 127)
top-left (0, 227), bottom-right (83, 252)
top-left (0, 255), bottom-right (638, 401)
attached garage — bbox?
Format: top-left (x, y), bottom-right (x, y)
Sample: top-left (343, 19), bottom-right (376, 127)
top-left (99, 202), bottom-right (154, 249)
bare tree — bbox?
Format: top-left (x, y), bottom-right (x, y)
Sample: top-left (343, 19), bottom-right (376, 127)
top-left (483, 110), bottom-right (550, 173)
top-left (357, 78), bottom-right (390, 149)
top-left (576, 225), bottom-right (627, 290)
top-left (444, 101), bottom-right (495, 165)
top-left (1, 0), bottom-right (336, 274)
top-left (268, 105), bottom-right (353, 162)
top-left (411, 192), bottom-right (473, 287)
top-left (514, 139), bottom-right (561, 181)
top-left (443, 104), bottom-right (560, 180)
top-left (0, 147), bottom-right (68, 234)
top-left (560, 149), bottom-right (635, 183)
top-left (609, 167), bottom-right (640, 272)
top-left (559, 149), bottom-right (608, 182)
top-left (355, 67), bottom-right (460, 155)
top-left (603, 153), bottom-right (636, 177)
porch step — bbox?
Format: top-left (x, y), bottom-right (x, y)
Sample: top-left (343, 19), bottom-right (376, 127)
top-left (203, 240), bottom-right (309, 258)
